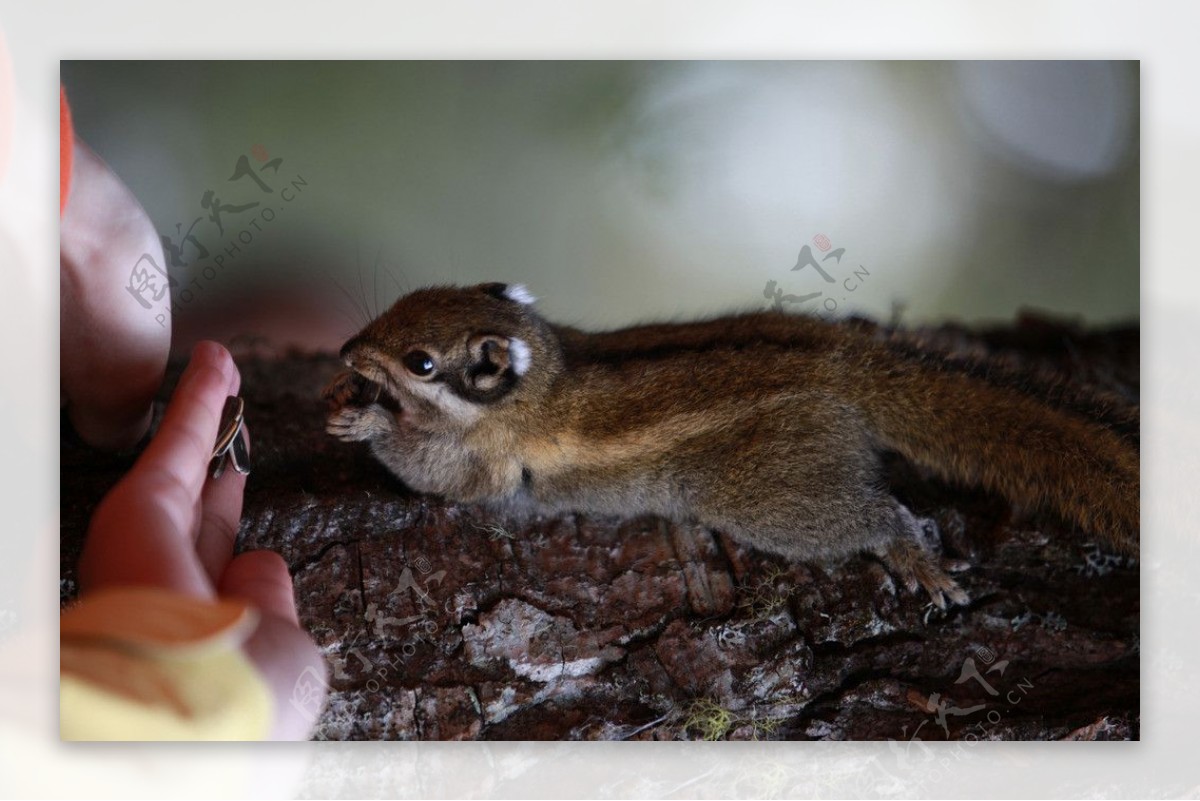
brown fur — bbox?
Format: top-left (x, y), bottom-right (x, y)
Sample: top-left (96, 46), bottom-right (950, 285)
top-left (326, 283), bottom-right (1139, 608)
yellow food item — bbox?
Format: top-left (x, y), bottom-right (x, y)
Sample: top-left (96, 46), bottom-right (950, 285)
top-left (60, 587), bottom-right (271, 740)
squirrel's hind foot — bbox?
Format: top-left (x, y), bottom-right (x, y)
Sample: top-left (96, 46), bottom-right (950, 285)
top-left (876, 511), bottom-right (970, 609)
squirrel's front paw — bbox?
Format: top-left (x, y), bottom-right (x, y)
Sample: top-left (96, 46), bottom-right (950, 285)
top-left (323, 370), bottom-right (381, 411)
top-left (326, 403), bottom-right (394, 442)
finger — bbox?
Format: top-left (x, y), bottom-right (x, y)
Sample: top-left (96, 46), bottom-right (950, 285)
top-left (137, 341), bottom-right (237, 501)
top-left (79, 342), bottom-right (236, 599)
top-left (80, 476), bottom-right (213, 598)
top-left (221, 550), bottom-right (324, 739)
top-left (218, 550), bottom-right (300, 626)
top-left (242, 613), bottom-right (326, 740)
top-left (197, 416), bottom-right (249, 585)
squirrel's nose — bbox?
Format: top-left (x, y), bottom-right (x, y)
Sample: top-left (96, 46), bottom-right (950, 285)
top-left (339, 336), bottom-right (363, 365)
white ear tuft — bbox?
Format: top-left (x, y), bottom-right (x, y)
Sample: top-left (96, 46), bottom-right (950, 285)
top-left (503, 284), bottom-right (537, 305)
top-left (509, 337), bottom-right (532, 376)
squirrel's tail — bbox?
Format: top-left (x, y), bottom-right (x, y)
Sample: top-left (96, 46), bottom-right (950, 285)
top-left (853, 351), bottom-right (1139, 555)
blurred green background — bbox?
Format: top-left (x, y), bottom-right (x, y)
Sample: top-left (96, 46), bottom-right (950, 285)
top-left (60, 61), bottom-right (1138, 351)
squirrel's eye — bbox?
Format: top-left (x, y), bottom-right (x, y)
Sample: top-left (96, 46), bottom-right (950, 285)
top-left (402, 350), bottom-right (436, 377)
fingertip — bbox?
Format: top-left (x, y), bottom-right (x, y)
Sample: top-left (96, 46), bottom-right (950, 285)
top-left (245, 548), bottom-right (288, 575)
top-left (189, 339), bottom-right (242, 396)
top-left (191, 339), bottom-right (234, 379)
top-left (220, 549), bottom-right (299, 625)
top-left (192, 339), bottom-right (228, 364)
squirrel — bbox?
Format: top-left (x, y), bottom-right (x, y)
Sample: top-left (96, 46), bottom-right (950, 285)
top-left (324, 282), bottom-right (1139, 608)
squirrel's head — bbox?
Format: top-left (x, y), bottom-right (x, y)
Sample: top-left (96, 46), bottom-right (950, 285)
top-left (339, 282), bottom-right (561, 426)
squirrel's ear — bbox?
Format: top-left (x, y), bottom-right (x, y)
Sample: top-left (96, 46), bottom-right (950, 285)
top-left (464, 334), bottom-right (530, 399)
top-left (480, 282), bottom-right (536, 305)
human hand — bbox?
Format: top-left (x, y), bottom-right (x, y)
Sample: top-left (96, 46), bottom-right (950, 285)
top-left (78, 341), bottom-right (326, 739)
top-left (60, 135), bottom-right (171, 451)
